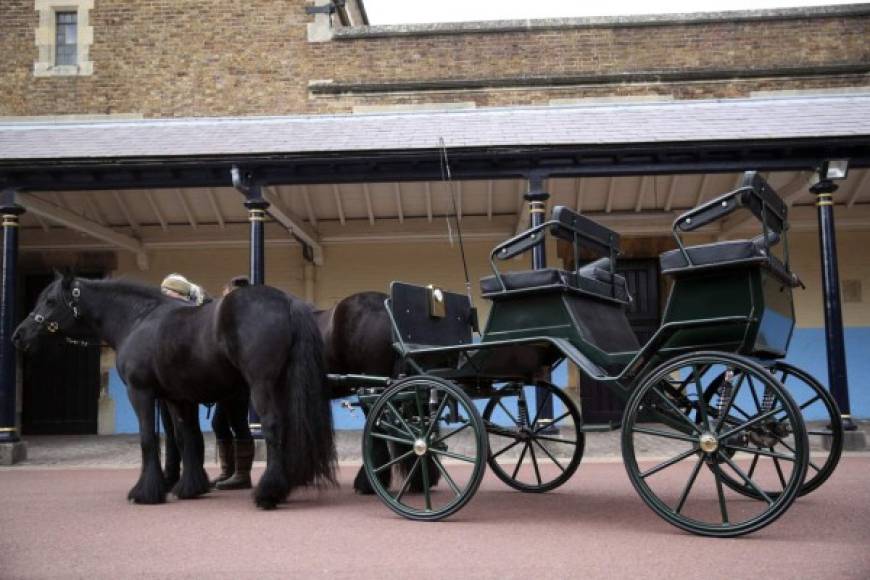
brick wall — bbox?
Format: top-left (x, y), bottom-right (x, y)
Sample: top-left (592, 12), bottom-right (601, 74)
top-left (0, 1), bottom-right (868, 118)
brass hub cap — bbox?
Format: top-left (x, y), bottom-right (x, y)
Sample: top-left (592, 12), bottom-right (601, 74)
top-left (699, 432), bottom-right (719, 454)
top-left (413, 439), bottom-right (428, 456)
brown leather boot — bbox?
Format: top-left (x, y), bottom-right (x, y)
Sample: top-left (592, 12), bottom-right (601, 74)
top-left (210, 439), bottom-right (235, 488)
top-left (215, 439), bottom-right (254, 490)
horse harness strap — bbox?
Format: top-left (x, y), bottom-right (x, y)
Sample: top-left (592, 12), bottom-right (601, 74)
top-left (29, 283), bottom-right (82, 334)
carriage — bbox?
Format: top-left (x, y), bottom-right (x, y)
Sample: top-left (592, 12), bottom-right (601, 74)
top-left (330, 171), bottom-right (842, 537)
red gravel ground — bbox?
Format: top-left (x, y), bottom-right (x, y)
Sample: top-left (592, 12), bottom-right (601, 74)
top-left (1, 458), bottom-right (869, 580)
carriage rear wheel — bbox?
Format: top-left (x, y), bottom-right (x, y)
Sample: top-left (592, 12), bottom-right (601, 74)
top-left (621, 352), bottom-right (809, 538)
top-left (483, 382), bottom-right (584, 493)
top-left (362, 375), bottom-right (487, 521)
top-left (712, 361), bottom-right (843, 500)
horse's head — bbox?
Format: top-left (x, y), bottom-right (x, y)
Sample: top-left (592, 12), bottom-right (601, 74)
top-left (12, 271), bottom-right (88, 352)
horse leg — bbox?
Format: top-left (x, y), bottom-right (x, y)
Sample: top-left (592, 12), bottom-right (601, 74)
top-left (166, 401), bottom-right (211, 500)
top-left (159, 400), bottom-right (181, 492)
top-left (354, 405), bottom-right (391, 494)
top-left (249, 388), bottom-right (288, 510)
top-left (353, 437), bottom-right (391, 494)
top-left (127, 388), bottom-right (166, 505)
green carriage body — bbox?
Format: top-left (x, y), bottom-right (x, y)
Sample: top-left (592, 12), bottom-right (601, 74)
top-left (349, 171), bottom-right (835, 536)
top-left (660, 264), bottom-right (795, 359)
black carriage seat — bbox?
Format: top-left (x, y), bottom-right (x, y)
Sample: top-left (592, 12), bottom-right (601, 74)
top-left (480, 205), bottom-right (630, 303)
top-left (660, 233), bottom-right (801, 287)
top-left (479, 258), bottom-right (630, 302)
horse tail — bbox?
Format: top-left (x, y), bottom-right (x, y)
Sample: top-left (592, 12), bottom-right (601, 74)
top-left (284, 299), bottom-right (337, 491)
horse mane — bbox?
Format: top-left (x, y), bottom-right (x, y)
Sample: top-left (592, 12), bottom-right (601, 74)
top-left (84, 276), bottom-right (167, 301)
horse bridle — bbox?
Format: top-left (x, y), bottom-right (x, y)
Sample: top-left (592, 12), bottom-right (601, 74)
top-left (29, 283), bottom-right (82, 335)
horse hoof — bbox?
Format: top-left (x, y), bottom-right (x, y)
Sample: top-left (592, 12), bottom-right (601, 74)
top-left (127, 486), bottom-right (166, 505)
top-left (256, 498), bottom-right (279, 510)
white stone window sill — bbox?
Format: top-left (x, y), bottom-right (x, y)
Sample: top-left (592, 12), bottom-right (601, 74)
top-left (33, 62), bottom-right (93, 77)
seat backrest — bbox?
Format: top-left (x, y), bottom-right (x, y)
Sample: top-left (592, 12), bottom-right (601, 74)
top-left (550, 206), bottom-right (621, 256)
top-left (389, 282), bottom-right (473, 348)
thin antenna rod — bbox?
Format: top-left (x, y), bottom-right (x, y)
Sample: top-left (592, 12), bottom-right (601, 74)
top-left (438, 138), bottom-right (472, 300)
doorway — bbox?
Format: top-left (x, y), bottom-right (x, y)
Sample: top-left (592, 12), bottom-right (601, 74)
top-left (21, 273), bottom-right (102, 435)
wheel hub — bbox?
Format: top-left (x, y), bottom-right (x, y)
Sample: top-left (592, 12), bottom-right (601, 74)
top-left (699, 432), bottom-right (719, 454)
top-left (413, 439), bottom-right (428, 456)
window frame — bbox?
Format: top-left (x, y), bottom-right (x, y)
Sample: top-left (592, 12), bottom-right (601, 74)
top-left (33, 0), bottom-right (94, 77)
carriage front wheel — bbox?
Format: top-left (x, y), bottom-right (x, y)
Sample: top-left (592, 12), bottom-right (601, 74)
top-left (621, 352), bottom-right (809, 538)
top-left (362, 375), bottom-right (487, 521)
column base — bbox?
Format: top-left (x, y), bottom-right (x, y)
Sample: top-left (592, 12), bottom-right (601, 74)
top-left (841, 429), bottom-right (867, 452)
top-left (0, 440), bottom-right (27, 465)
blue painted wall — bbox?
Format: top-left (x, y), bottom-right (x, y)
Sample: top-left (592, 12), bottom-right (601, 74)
top-left (108, 328), bottom-right (868, 433)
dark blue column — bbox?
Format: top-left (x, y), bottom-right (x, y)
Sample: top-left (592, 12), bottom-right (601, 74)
top-left (244, 198), bottom-right (269, 286)
top-left (525, 175), bottom-right (554, 427)
top-left (243, 197), bottom-right (269, 434)
top-left (0, 193), bottom-right (24, 444)
top-left (810, 181), bottom-right (856, 431)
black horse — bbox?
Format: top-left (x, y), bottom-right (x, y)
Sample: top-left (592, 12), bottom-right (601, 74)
top-left (181, 290), bottom-right (437, 494)
top-left (315, 291), bottom-right (399, 494)
top-left (13, 273), bottom-right (336, 509)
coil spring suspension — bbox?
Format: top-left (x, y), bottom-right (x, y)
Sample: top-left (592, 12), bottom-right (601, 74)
top-left (762, 386), bottom-right (776, 413)
top-left (517, 392), bottom-right (531, 429)
top-left (716, 369), bottom-right (735, 423)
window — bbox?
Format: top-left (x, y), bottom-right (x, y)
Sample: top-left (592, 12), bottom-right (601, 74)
top-left (55, 11), bottom-right (77, 66)
top-left (34, 1), bottom-right (94, 77)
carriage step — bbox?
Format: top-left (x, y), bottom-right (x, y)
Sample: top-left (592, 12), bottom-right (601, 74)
top-left (579, 422), bottom-right (619, 432)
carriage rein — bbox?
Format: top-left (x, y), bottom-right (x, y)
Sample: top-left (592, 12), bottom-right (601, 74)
top-left (28, 283), bottom-right (92, 347)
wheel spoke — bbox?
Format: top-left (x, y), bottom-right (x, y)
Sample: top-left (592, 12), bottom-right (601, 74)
top-left (723, 445), bottom-right (796, 462)
top-left (674, 456), bottom-right (704, 514)
top-left (771, 449), bottom-right (787, 490)
top-left (712, 463), bottom-right (729, 525)
top-left (433, 422), bottom-right (471, 445)
top-left (778, 439), bottom-right (822, 472)
top-left (747, 375), bottom-right (762, 412)
top-left (377, 418), bottom-right (416, 439)
top-left (424, 394), bottom-right (450, 440)
top-left (370, 431), bottom-right (416, 446)
top-left (491, 439), bottom-right (522, 459)
top-left (430, 454), bottom-right (462, 498)
top-left (532, 438), bottom-right (566, 473)
top-left (730, 402), bottom-right (753, 420)
top-left (719, 406), bottom-right (785, 441)
top-left (799, 395), bottom-right (821, 411)
top-left (692, 365), bottom-right (711, 431)
top-left (420, 455), bottom-right (432, 511)
top-left (430, 447), bottom-right (478, 464)
top-left (747, 453), bottom-right (760, 479)
top-left (640, 447), bottom-right (698, 479)
top-left (533, 411), bottom-right (571, 434)
top-left (534, 434), bottom-right (578, 445)
top-left (394, 456), bottom-right (421, 503)
top-left (632, 425), bottom-right (697, 443)
top-left (717, 451), bottom-right (774, 504)
top-left (385, 401), bottom-right (417, 438)
top-left (808, 429), bottom-right (834, 437)
top-left (496, 398), bottom-right (520, 426)
top-left (511, 443), bottom-right (529, 480)
top-left (649, 386), bottom-right (701, 434)
top-left (527, 440), bottom-right (543, 485)
top-left (372, 448), bottom-right (416, 474)
top-left (414, 387), bottom-right (426, 433)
